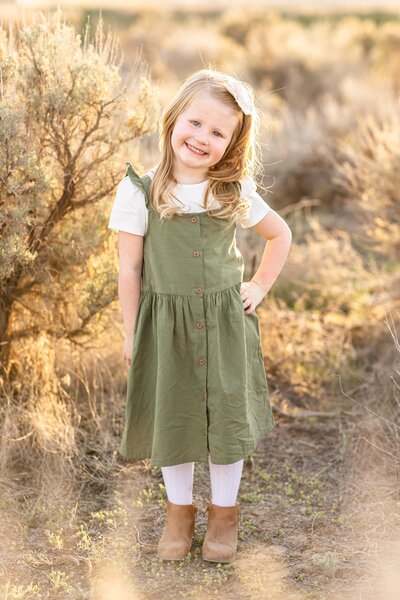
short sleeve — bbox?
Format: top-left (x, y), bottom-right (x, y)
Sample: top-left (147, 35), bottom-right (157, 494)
top-left (107, 176), bottom-right (148, 236)
top-left (239, 178), bottom-right (271, 229)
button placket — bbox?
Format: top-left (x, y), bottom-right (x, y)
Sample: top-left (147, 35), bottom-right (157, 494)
top-left (192, 217), bottom-right (202, 294)
top-left (191, 215), bottom-right (207, 443)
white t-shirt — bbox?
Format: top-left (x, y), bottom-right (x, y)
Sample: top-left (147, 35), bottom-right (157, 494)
top-left (108, 167), bottom-right (271, 236)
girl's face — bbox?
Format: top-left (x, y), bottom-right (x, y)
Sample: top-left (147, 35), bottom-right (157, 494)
top-left (170, 92), bottom-right (241, 182)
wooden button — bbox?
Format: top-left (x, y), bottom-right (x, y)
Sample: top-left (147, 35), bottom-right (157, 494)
top-left (193, 250), bottom-right (200, 257)
top-left (200, 391), bottom-right (206, 401)
top-left (196, 322), bottom-right (203, 329)
top-left (198, 358), bottom-right (206, 366)
top-left (195, 287), bottom-right (202, 294)
top-left (191, 217), bottom-right (197, 223)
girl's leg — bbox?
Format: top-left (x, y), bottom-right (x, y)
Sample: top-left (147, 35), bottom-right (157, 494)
top-left (202, 456), bottom-right (243, 563)
top-left (161, 462), bottom-right (194, 505)
top-left (158, 462), bottom-right (196, 560)
top-left (208, 455), bottom-right (244, 506)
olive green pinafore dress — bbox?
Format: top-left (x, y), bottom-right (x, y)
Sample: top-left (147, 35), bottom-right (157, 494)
top-left (119, 162), bottom-right (275, 468)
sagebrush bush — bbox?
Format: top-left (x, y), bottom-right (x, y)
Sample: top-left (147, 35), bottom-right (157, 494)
top-left (0, 8), bottom-right (159, 386)
top-left (0, 8), bottom-right (159, 478)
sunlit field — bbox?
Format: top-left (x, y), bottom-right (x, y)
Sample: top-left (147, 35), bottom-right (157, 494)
top-left (1, 2), bottom-right (400, 599)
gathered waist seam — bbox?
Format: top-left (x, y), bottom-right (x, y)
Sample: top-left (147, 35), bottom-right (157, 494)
top-left (140, 281), bottom-right (242, 297)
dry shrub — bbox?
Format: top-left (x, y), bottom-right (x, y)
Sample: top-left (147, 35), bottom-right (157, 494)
top-left (371, 20), bottom-right (400, 90)
top-left (0, 7), bottom-right (159, 373)
top-left (245, 15), bottom-right (400, 105)
top-left (263, 80), bottom-right (394, 212)
top-left (124, 14), bottom-right (247, 98)
top-left (341, 308), bottom-right (400, 487)
top-left (259, 295), bottom-right (355, 409)
top-left (326, 100), bottom-right (400, 586)
top-left (253, 205), bottom-right (389, 409)
top-left (245, 16), bottom-right (365, 107)
top-left (334, 108), bottom-right (400, 261)
top-left (0, 317), bottom-right (129, 496)
top-left (0, 7), bottom-right (159, 481)
top-left (0, 334), bottom-right (79, 495)
top-left (331, 98), bottom-right (400, 424)
top-left (275, 213), bottom-right (378, 314)
top-left (329, 314), bottom-right (400, 600)
top-left (160, 25), bottom-right (246, 80)
top-left (240, 14), bottom-right (400, 212)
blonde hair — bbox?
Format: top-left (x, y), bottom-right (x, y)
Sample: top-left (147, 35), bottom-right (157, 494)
top-left (150, 67), bottom-right (264, 228)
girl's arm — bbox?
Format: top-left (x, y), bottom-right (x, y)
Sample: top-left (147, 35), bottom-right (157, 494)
top-left (117, 232), bottom-right (144, 357)
top-left (240, 210), bottom-right (292, 314)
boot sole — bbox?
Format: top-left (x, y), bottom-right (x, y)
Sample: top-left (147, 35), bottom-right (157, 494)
top-left (202, 554), bottom-right (236, 563)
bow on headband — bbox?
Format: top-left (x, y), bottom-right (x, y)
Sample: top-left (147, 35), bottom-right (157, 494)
top-left (223, 78), bottom-right (254, 115)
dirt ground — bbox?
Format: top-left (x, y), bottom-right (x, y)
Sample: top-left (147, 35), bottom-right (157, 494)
top-left (86, 407), bottom-right (400, 600)
top-left (2, 393), bottom-right (400, 599)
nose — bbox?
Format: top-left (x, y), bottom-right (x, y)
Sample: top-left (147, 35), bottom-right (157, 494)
top-left (194, 133), bottom-right (209, 148)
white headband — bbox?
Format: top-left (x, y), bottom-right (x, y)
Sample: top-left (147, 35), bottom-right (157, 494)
top-left (223, 78), bottom-right (254, 115)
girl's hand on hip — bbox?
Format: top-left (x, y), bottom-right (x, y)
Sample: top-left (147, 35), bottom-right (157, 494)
top-left (123, 334), bottom-right (134, 366)
top-left (240, 281), bottom-right (268, 315)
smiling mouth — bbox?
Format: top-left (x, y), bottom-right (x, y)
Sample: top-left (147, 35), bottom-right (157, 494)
top-left (185, 142), bottom-right (208, 156)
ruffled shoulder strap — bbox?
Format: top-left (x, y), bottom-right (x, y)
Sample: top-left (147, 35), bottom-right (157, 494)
top-left (125, 161), bottom-right (151, 208)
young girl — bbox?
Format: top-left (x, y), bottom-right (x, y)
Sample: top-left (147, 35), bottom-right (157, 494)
top-left (108, 68), bottom-right (292, 564)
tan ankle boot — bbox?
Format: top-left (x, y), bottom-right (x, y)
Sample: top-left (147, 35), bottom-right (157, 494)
top-left (157, 501), bottom-right (197, 560)
top-left (202, 502), bottom-right (240, 563)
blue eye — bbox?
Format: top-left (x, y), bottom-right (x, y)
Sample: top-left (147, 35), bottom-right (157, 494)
top-left (190, 121), bottom-right (222, 137)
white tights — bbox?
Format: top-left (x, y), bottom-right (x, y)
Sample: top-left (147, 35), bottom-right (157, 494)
top-left (161, 454), bottom-right (244, 507)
